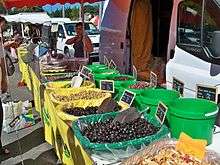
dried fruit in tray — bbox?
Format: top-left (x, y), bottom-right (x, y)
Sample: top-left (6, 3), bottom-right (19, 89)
top-left (121, 139), bottom-right (220, 165)
top-left (137, 147), bottom-right (210, 165)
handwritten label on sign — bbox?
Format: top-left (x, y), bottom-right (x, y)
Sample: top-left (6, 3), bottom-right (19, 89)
top-left (120, 90), bottom-right (136, 107)
top-left (81, 66), bottom-right (92, 78)
top-left (109, 59), bottom-right (117, 70)
top-left (100, 80), bottom-right (115, 93)
top-left (104, 56), bottom-right (109, 66)
top-left (150, 71), bottom-right (157, 87)
top-left (197, 84), bottom-right (217, 103)
top-left (155, 102), bottom-right (168, 125)
top-left (173, 77), bottom-right (184, 95)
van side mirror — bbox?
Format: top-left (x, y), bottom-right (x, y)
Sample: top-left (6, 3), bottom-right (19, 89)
top-left (212, 31), bottom-right (220, 58)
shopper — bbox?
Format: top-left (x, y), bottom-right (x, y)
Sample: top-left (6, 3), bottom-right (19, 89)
top-left (0, 16), bottom-right (12, 155)
top-left (66, 22), bottom-right (93, 58)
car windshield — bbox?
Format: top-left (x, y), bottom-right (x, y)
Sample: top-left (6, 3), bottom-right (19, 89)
top-left (64, 23), bottom-right (99, 36)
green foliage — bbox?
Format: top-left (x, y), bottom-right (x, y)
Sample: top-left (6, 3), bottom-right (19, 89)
top-left (7, 6), bottom-right (43, 14)
top-left (48, 4), bottom-right (99, 20)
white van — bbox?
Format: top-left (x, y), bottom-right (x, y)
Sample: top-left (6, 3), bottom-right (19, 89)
top-left (166, 0), bottom-right (220, 99)
top-left (100, 0), bottom-right (220, 100)
top-left (51, 18), bottom-right (100, 58)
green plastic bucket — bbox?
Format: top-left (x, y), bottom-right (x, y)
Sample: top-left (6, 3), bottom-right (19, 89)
top-left (168, 98), bottom-right (218, 145)
top-left (94, 72), bottom-right (119, 88)
top-left (92, 68), bottom-right (118, 74)
top-left (136, 89), bottom-right (180, 116)
top-left (87, 64), bottom-right (108, 70)
top-left (107, 74), bottom-right (136, 88)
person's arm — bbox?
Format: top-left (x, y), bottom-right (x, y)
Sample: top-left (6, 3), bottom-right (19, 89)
top-left (84, 36), bottom-right (93, 53)
top-left (3, 40), bottom-right (16, 49)
top-left (0, 57), bottom-right (7, 93)
top-left (65, 36), bottom-right (78, 45)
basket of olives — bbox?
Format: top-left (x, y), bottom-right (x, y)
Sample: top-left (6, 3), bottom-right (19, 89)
top-left (46, 80), bottom-right (95, 90)
top-left (50, 88), bottom-right (112, 106)
top-left (72, 110), bottom-right (169, 153)
top-left (56, 98), bottom-right (126, 121)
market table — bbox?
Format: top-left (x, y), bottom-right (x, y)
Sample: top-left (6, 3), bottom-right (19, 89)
top-left (17, 47), bottom-right (94, 165)
top-left (16, 48), bottom-right (220, 165)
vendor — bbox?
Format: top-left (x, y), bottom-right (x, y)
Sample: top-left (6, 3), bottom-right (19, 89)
top-left (65, 22), bottom-right (93, 58)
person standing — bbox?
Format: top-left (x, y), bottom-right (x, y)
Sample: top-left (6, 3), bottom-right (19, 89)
top-left (0, 16), bottom-right (13, 155)
top-left (66, 22), bottom-right (93, 58)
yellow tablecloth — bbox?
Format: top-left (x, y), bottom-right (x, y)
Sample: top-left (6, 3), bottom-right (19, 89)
top-left (17, 47), bottom-right (93, 165)
top-left (44, 90), bottom-right (93, 165)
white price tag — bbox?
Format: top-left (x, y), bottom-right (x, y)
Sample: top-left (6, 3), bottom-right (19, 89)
top-left (150, 71), bottom-right (157, 87)
top-left (133, 65), bottom-right (137, 79)
top-left (104, 56), bottom-right (109, 66)
top-left (108, 59), bottom-right (117, 70)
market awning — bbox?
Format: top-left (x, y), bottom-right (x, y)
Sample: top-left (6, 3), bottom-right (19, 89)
top-left (1, 0), bottom-right (103, 9)
top-left (3, 12), bottom-right (51, 24)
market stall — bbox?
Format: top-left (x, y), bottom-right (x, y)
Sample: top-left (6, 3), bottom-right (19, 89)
top-left (16, 46), bottom-right (220, 164)
top-left (3, 0), bottom-right (220, 165)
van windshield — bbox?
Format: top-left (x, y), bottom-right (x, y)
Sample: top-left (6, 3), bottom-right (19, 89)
top-left (64, 23), bottom-right (99, 36)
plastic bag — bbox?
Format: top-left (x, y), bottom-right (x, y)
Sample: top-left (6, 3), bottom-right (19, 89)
top-left (121, 139), bottom-right (220, 165)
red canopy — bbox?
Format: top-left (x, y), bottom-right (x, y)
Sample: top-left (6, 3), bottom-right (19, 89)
top-left (2, 0), bottom-right (103, 9)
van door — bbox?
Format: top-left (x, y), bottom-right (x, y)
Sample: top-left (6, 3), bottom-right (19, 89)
top-left (166, 0), bottom-right (220, 98)
top-left (99, 0), bottom-right (132, 73)
top-left (57, 24), bottom-right (65, 53)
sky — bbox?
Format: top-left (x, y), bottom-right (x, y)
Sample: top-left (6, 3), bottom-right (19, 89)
top-left (42, 2), bottom-right (100, 13)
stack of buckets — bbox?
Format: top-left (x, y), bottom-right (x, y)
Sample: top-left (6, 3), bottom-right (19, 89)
top-left (135, 88), bottom-right (218, 145)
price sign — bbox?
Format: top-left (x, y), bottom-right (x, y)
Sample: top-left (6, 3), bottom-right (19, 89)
top-left (109, 59), bottom-right (117, 70)
top-left (119, 90), bottom-right (136, 106)
top-left (196, 84), bottom-right (218, 103)
top-left (150, 71), bottom-right (157, 87)
top-left (155, 102), bottom-right (168, 125)
top-left (173, 77), bottom-right (184, 95)
top-left (81, 66), bottom-right (92, 78)
top-left (133, 65), bottom-right (137, 79)
top-left (100, 80), bottom-right (115, 93)
top-left (104, 56), bottom-right (109, 66)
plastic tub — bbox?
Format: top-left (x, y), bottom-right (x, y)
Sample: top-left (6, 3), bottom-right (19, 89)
top-left (107, 74), bottom-right (136, 88)
top-left (87, 64), bottom-right (108, 71)
top-left (168, 98), bottom-right (218, 145)
top-left (136, 89), bottom-right (180, 116)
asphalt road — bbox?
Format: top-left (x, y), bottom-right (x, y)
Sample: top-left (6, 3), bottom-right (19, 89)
top-left (0, 64), bottom-right (59, 165)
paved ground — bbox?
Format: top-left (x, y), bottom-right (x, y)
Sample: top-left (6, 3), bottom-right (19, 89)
top-left (0, 64), bottom-right (59, 165)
